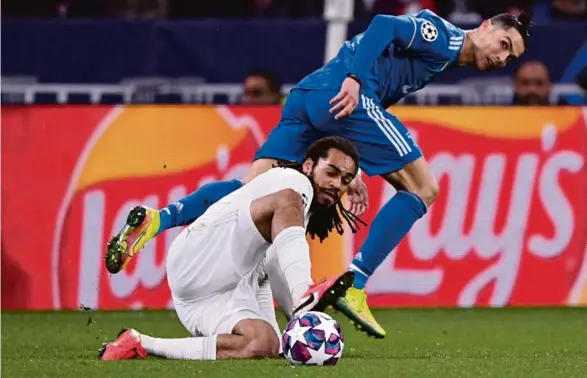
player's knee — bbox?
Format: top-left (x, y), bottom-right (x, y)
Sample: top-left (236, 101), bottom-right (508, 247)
top-left (385, 158), bottom-right (439, 207)
top-left (244, 332), bottom-right (280, 359)
top-left (235, 319), bottom-right (280, 359)
top-left (417, 178), bottom-right (439, 206)
top-left (403, 179), bottom-right (438, 207)
top-left (387, 176), bottom-right (439, 207)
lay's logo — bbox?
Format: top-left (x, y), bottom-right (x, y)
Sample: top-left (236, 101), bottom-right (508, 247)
top-left (52, 106), bottom-right (265, 310)
top-left (41, 105), bottom-right (587, 310)
top-left (365, 107), bottom-right (587, 307)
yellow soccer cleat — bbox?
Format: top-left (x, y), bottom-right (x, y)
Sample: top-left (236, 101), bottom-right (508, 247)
top-left (335, 287), bottom-right (386, 338)
top-left (105, 206), bottom-right (161, 274)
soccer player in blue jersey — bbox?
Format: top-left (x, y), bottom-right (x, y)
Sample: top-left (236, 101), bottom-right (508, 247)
top-left (106, 10), bottom-right (532, 338)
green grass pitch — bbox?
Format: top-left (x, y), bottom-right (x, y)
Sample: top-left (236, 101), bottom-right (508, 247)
top-left (2, 308), bottom-right (586, 377)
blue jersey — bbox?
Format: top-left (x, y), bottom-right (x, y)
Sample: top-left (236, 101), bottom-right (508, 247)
top-left (296, 10), bottom-right (465, 107)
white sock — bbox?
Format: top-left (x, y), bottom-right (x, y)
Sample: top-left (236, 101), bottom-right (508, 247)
top-left (139, 332), bottom-right (217, 360)
top-left (272, 226), bottom-right (313, 306)
top-left (266, 245), bottom-right (293, 318)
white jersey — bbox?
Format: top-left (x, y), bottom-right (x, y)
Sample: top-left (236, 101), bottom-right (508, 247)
top-left (165, 167), bottom-right (314, 338)
top-left (198, 167), bottom-right (314, 228)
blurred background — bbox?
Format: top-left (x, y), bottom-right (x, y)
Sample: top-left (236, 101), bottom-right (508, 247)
top-left (2, 0), bottom-right (587, 315)
top-left (2, 0), bottom-right (587, 105)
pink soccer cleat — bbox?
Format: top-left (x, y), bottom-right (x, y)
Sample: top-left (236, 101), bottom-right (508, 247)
top-left (292, 271), bottom-right (354, 317)
top-left (98, 329), bottom-right (147, 361)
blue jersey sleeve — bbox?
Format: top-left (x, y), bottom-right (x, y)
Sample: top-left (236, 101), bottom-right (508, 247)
top-left (349, 14), bottom-right (462, 83)
top-left (405, 16), bottom-right (464, 63)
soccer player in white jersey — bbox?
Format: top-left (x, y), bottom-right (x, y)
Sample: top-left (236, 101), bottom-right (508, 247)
top-left (99, 136), bottom-right (365, 361)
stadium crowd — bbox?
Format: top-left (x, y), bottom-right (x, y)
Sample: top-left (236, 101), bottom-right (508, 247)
top-left (2, 0), bottom-right (586, 20)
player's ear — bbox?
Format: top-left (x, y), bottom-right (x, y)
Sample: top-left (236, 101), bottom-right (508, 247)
top-left (480, 19), bottom-right (492, 31)
top-left (302, 158), bottom-right (314, 175)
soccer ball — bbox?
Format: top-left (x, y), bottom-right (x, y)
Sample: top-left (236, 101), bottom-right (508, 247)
top-left (282, 311), bottom-right (344, 366)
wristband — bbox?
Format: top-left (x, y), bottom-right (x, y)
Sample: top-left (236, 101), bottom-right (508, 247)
top-left (347, 73), bottom-right (362, 87)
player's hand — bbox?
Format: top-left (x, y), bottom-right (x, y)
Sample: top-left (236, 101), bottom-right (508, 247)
top-left (347, 174), bottom-right (368, 217)
top-left (329, 77), bottom-right (360, 120)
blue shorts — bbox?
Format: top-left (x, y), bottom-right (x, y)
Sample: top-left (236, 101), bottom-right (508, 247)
top-left (254, 89), bottom-right (422, 176)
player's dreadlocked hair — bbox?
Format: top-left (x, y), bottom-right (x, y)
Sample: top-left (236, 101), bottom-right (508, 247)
top-left (490, 11), bottom-right (534, 50)
top-left (275, 136), bottom-right (367, 243)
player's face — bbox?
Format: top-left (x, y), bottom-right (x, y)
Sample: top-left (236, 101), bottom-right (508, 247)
top-left (303, 149), bottom-right (357, 207)
top-left (473, 21), bottom-right (525, 71)
top-left (243, 76), bottom-right (280, 105)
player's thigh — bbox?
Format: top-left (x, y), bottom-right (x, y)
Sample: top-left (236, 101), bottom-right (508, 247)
top-left (254, 89), bottom-right (320, 163)
top-left (224, 280), bottom-right (279, 358)
top-left (166, 215), bottom-right (242, 302)
top-left (358, 95), bottom-right (422, 175)
top-left (168, 199), bottom-right (269, 303)
top-left (307, 91), bottom-right (422, 176)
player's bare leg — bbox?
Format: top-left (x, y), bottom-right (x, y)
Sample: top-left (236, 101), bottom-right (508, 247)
top-left (340, 156), bottom-right (438, 338)
top-left (384, 157), bottom-right (439, 207)
top-left (243, 158), bottom-right (277, 184)
top-left (250, 188), bottom-right (354, 316)
top-left (99, 319), bottom-right (279, 361)
top-left (217, 319), bottom-right (280, 359)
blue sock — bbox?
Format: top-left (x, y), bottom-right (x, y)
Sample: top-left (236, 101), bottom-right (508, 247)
top-left (158, 179), bottom-right (243, 233)
top-left (350, 191), bottom-right (427, 289)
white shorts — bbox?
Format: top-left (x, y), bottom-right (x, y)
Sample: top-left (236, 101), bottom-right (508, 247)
top-left (166, 200), bottom-right (275, 337)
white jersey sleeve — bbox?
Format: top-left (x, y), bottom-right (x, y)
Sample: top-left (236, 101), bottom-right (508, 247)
top-left (202, 167), bottom-right (314, 227)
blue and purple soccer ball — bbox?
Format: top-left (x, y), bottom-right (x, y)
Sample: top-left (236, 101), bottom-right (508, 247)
top-left (282, 311), bottom-right (344, 366)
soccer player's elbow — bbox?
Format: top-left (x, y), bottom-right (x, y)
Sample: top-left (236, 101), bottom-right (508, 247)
top-left (276, 189), bottom-right (304, 209)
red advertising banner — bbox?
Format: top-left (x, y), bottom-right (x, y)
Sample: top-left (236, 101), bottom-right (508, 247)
top-left (2, 105), bottom-right (587, 310)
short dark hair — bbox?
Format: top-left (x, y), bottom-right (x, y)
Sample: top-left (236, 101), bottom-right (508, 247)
top-left (246, 70), bottom-right (281, 95)
top-left (304, 136), bottom-right (360, 174)
top-left (490, 11), bottom-right (533, 50)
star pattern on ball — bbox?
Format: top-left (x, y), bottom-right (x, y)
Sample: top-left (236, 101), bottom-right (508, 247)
top-left (303, 343), bottom-right (333, 366)
top-left (285, 322), bottom-right (312, 346)
top-left (309, 317), bottom-right (336, 337)
top-left (282, 312), bottom-right (344, 366)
